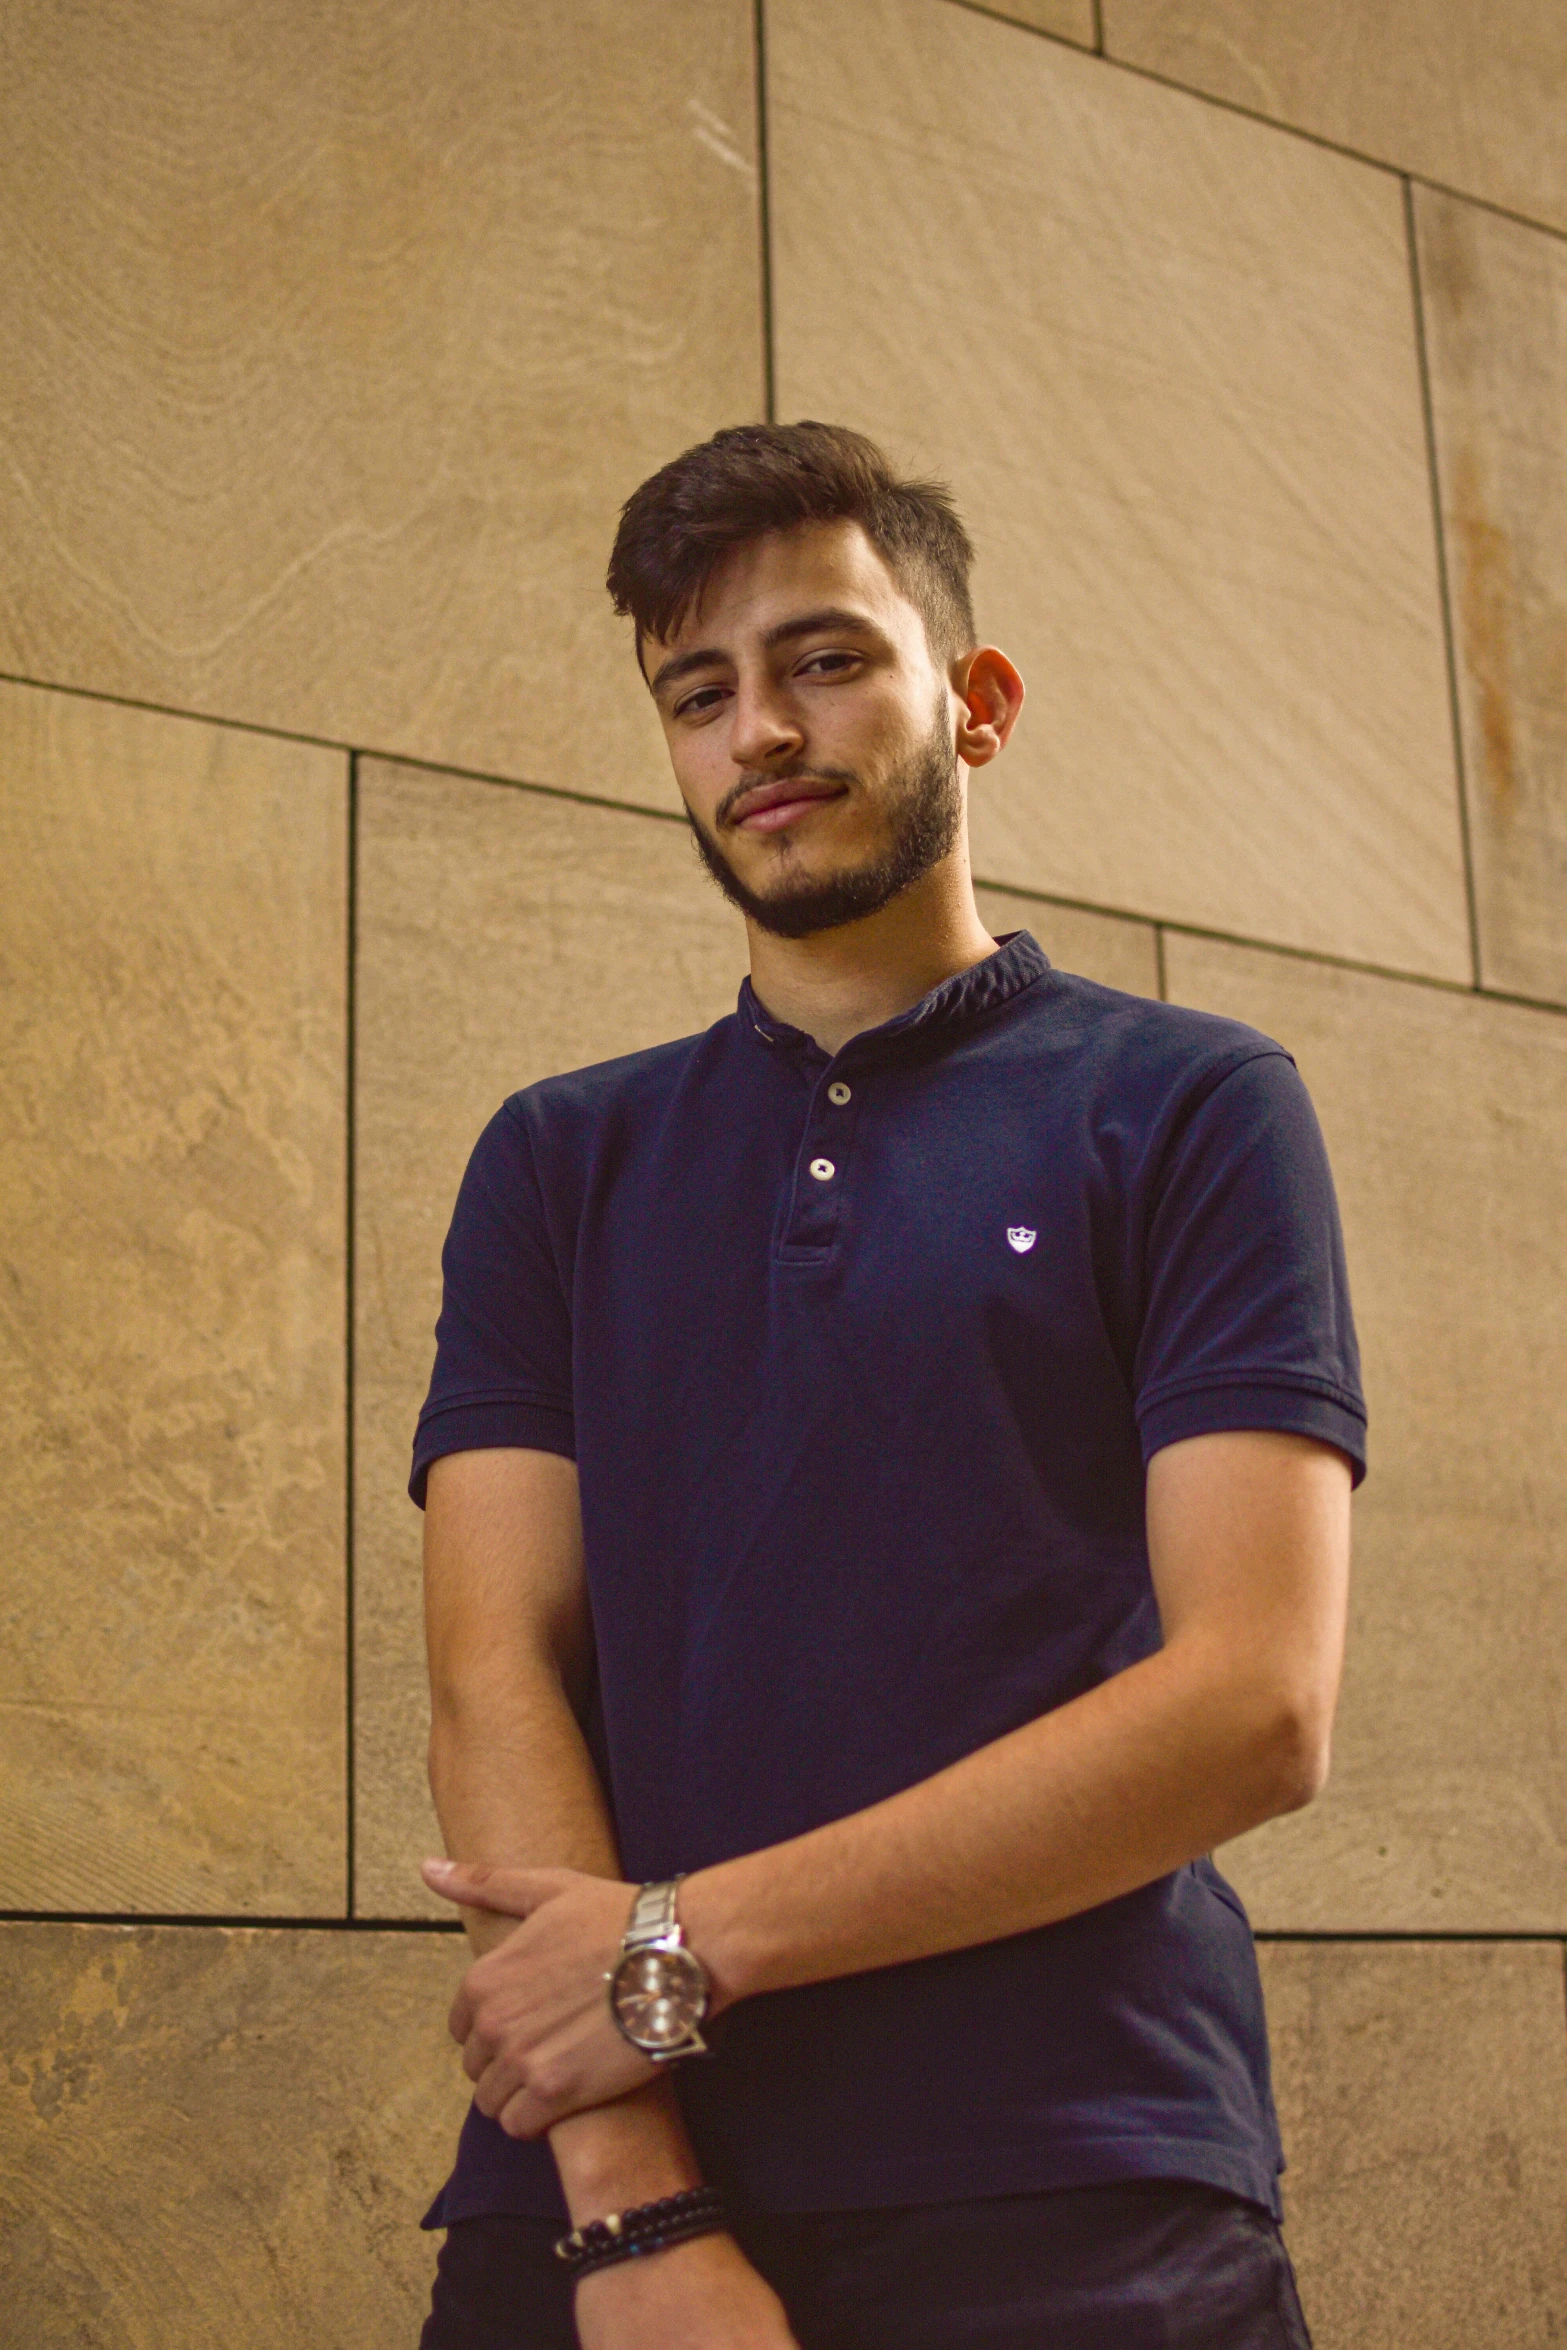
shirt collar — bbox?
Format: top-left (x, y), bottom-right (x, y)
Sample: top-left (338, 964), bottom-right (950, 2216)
top-left (739, 930), bottom-right (1051, 1064)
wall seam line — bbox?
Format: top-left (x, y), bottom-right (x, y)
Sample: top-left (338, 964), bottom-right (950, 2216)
top-left (1403, 174), bottom-right (1484, 992)
top-left (344, 752), bottom-right (359, 1920)
top-left (0, 1911), bottom-right (463, 1934)
top-left (943, 0), bottom-right (1567, 251)
top-left (754, 0), bottom-right (777, 423)
top-left (0, 667), bottom-right (353, 752)
top-left (3, 669), bottom-right (1564, 1019)
top-left (947, 1), bottom-right (1104, 59)
top-left (974, 875), bottom-right (1567, 1019)
top-left (1254, 1930), bottom-right (1567, 1945)
top-left (2, 1912), bottom-right (1558, 1943)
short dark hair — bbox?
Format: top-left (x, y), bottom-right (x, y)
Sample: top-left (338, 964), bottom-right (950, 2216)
top-left (606, 421), bottom-right (977, 670)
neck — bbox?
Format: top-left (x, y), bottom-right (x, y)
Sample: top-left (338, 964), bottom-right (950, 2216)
top-left (744, 848), bottom-right (999, 1058)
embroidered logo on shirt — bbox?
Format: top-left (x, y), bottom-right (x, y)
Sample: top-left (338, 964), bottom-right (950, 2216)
top-left (1007, 1227), bottom-right (1037, 1253)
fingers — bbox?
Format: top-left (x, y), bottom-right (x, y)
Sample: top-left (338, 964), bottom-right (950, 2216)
top-left (422, 1858), bottom-right (575, 1916)
top-left (473, 2046), bottom-right (568, 2135)
top-left (494, 2084), bottom-right (555, 2140)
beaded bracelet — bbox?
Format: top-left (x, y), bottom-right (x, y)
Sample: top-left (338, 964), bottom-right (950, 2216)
top-left (554, 2186), bottom-right (729, 2282)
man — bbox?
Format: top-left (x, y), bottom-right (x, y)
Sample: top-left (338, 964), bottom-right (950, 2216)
top-left (412, 422), bottom-right (1364, 2349)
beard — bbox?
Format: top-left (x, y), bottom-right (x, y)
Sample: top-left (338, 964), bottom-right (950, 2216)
top-left (684, 691), bottom-right (963, 941)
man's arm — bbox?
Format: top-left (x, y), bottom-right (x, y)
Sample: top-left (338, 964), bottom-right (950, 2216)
top-left (430, 1429), bottom-right (1350, 2132)
top-left (687, 1425), bottom-right (1349, 1992)
top-left (423, 1446), bottom-right (798, 2348)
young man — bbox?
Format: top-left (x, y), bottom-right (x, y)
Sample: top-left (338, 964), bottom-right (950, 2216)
top-left (412, 423), bottom-right (1364, 2349)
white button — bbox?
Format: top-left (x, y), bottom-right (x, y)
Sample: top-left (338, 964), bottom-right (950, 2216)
top-left (809, 1157), bottom-right (835, 1181)
top-left (827, 1081), bottom-right (852, 1106)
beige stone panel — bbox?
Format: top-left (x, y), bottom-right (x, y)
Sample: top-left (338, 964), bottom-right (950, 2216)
top-left (1164, 935), bottom-right (1567, 1928)
top-left (1103, 0), bottom-right (1567, 239)
top-left (963, 1), bottom-right (1098, 49)
top-left (0, 1921), bottom-right (470, 2347)
top-left (0, 683), bottom-right (347, 1914)
top-left (0, 2), bottom-right (761, 807)
top-left (974, 886), bottom-right (1160, 996)
top-left (1416, 192), bottom-right (1567, 1007)
top-left (769, 0), bottom-right (1470, 979)
top-left (354, 761), bottom-right (747, 1916)
top-left (1261, 1941), bottom-right (1567, 2347)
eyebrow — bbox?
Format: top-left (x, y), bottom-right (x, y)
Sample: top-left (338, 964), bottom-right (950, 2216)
top-left (648, 607), bottom-right (883, 700)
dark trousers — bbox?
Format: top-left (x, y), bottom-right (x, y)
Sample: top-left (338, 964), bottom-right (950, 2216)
top-left (420, 2181), bottom-right (1314, 2349)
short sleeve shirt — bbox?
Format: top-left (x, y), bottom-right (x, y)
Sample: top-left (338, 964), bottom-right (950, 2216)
top-left (413, 934), bottom-right (1365, 2226)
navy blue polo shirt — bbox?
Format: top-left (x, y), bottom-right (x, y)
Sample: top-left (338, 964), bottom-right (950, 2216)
top-left (413, 932), bottom-right (1365, 2228)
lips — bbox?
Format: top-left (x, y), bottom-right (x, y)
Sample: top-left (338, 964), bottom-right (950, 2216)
top-left (728, 777), bottom-right (848, 834)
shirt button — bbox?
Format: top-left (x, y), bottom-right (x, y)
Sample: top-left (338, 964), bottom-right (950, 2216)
top-left (827, 1081), bottom-right (852, 1106)
top-left (809, 1157), bottom-right (836, 1182)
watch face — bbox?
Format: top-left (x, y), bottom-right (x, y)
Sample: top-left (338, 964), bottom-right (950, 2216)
top-left (610, 1944), bottom-right (708, 2052)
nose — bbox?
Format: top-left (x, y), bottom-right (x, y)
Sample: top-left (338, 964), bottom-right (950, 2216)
top-left (729, 675), bottom-right (804, 773)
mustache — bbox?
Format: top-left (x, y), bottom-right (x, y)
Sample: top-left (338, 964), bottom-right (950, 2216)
top-left (714, 764), bottom-right (858, 827)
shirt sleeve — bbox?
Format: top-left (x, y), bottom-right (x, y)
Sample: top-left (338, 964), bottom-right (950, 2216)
top-left (408, 1099), bottom-right (575, 1508)
top-left (1133, 1049), bottom-right (1367, 1484)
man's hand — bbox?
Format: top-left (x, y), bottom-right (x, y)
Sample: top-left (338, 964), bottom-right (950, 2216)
top-left (423, 1857), bottom-right (659, 2135)
top-left (573, 2233), bottom-right (800, 2350)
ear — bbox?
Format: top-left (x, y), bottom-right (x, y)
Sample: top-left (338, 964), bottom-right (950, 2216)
top-left (952, 647), bottom-right (1025, 769)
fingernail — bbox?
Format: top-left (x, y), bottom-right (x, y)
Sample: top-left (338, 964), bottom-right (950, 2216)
top-left (423, 1857), bottom-right (456, 1878)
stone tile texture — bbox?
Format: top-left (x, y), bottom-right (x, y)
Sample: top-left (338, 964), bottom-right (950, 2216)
top-left (0, 1), bottom-right (762, 804)
top-left (974, 887), bottom-right (1160, 998)
top-left (0, 1922), bottom-right (469, 2348)
top-left (353, 763), bottom-right (747, 1916)
top-left (5, 1930), bottom-right (1563, 2350)
top-left (1103, 0), bottom-right (1567, 238)
top-left (1166, 936), bottom-right (1567, 1930)
top-left (769, 0), bottom-right (1470, 978)
top-left (1416, 190), bottom-right (1567, 1007)
top-left (1262, 1940), bottom-right (1567, 2348)
top-left (0, 683), bottom-right (348, 1914)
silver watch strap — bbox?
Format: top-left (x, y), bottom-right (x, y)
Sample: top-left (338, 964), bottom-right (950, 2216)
top-left (623, 1876), bottom-right (685, 1951)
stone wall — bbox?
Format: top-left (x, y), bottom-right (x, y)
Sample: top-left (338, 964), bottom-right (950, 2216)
top-left (2, 4), bottom-right (1564, 2340)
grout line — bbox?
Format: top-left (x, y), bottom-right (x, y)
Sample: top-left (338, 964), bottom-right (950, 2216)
top-left (973, 871), bottom-right (1567, 1020)
top-left (946, 1), bottom-right (1101, 58)
top-left (1254, 1930), bottom-right (1567, 1945)
top-left (941, 0), bottom-right (1567, 252)
top-left (340, 749), bottom-right (693, 830)
top-left (0, 666), bottom-right (352, 753)
top-left (0, 670), bottom-right (696, 829)
top-left (2, 662), bottom-right (1562, 1020)
top-left (1153, 925), bottom-right (1169, 1002)
top-left (1404, 176), bottom-right (1485, 994)
top-left (0, 1909), bottom-right (1555, 1945)
top-left (344, 753), bottom-right (359, 1919)
top-left (0, 1910), bottom-right (463, 1934)
top-left (754, 0), bottom-right (777, 424)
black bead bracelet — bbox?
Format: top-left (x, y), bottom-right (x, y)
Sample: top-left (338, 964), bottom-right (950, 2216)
top-left (554, 2186), bottom-right (729, 2281)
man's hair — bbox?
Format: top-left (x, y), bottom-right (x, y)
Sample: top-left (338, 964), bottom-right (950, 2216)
top-left (606, 421), bottom-right (977, 670)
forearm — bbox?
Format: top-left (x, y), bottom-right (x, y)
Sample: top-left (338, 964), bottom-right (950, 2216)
top-left (683, 1634), bottom-right (1317, 2009)
top-left (429, 1669), bottom-right (618, 1948)
top-left (430, 1672), bottom-right (700, 2214)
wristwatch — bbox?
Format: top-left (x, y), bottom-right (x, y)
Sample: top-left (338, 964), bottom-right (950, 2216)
top-left (607, 1878), bottom-right (711, 2061)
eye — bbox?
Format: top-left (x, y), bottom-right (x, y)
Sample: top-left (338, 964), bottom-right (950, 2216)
top-left (797, 650), bottom-right (860, 679)
top-left (672, 684), bottom-right (730, 720)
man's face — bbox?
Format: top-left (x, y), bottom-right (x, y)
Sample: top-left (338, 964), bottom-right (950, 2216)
top-left (644, 520), bottom-right (965, 939)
